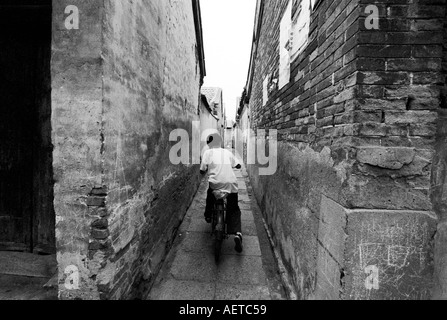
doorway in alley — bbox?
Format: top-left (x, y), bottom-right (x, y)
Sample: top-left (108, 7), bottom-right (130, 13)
top-left (0, 1), bottom-right (55, 258)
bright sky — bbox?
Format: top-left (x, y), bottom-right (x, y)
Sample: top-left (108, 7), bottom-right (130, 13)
top-left (201, 0), bottom-right (257, 122)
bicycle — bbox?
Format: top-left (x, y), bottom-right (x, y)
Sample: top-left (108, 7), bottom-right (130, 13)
top-left (211, 189), bottom-right (230, 263)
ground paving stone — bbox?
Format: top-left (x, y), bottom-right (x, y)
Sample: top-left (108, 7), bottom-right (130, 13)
top-left (147, 168), bottom-right (286, 300)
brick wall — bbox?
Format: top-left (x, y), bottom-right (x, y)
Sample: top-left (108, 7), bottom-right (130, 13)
top-left (53, 0), bottom-right (203, 299)
top-left (246, 0), bottom-right (445, 299)
top-left (349, 0), bottom-right (445, 300)
top-left (432, 3), bottom-right (447, 300)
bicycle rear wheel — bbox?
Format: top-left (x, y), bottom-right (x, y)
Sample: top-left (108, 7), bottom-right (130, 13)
top-left (214, 202), bottom-right (225, 263)
top-left (214, 238), bottom-right (222, 262)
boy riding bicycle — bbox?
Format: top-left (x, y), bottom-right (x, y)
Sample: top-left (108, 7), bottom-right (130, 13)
top-left (200, 133), bottom-right (243, 253)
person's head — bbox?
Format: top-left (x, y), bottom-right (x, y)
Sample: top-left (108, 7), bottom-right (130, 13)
top-left (207, 133), bottom-right (223, 149)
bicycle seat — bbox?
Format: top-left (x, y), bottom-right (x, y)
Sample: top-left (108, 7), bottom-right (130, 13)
top-left (212, 190), bottom-right (230, 200)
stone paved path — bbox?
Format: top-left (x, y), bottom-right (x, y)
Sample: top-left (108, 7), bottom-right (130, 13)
top-left (147, 165), bottom-right (286, 300)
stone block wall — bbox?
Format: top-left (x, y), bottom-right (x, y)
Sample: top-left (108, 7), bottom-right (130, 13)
top-left (246, 0), bottom-right (445, 299)
top-left (52, 0), bottom-right (203, 299)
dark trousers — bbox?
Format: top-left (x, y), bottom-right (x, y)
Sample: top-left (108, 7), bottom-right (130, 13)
top-left (205, 187), bottom-right (242, 235)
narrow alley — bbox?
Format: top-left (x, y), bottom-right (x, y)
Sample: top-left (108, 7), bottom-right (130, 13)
top-left (148, 161), bottom-right (286, 300)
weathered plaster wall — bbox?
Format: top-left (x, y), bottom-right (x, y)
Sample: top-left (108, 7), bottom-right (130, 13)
top-left (247, 0), bottom-right (443, 299)
top-left (97, 0), bottom-right (202, 299)
top-left (53, 0), bottom-right (202, 299)
top-left (52, 0), bottom-right (104, 300)
top-left (238, 106), bottom-right (250, 164)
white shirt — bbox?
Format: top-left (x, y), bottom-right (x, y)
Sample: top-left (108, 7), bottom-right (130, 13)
top-left (200, 148), bottom-right (240, 194)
